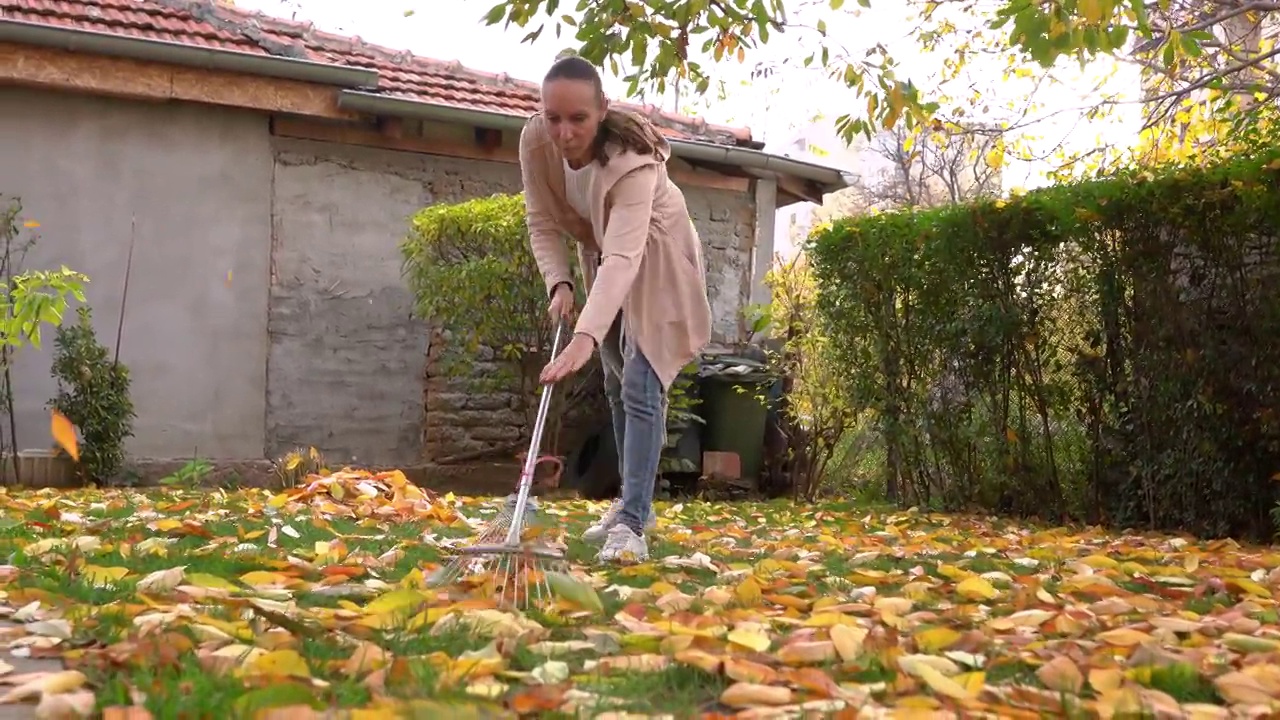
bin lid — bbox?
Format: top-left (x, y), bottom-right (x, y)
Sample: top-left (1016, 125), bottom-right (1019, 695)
top-left (697, 353), bottom-right (776, 382)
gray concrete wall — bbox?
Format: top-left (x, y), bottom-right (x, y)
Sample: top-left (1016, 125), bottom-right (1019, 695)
top-left (266, 138), bottom-right (522, 466)
top-left (0, 88), bottom-right (271, 459)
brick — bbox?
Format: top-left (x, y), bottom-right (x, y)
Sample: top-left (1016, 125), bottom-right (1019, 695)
top-left (703, 451), bottom-right (741, 479)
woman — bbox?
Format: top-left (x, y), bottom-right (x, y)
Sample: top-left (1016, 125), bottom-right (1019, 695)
top-left (520, 54), bottom-right (713, 564)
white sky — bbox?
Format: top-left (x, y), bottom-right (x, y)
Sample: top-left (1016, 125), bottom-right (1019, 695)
top-left (232, 0), bottom-right (1145, 190)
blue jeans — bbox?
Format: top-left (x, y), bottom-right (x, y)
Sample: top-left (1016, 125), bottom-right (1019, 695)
top-left (600, 314), bottom-right (665, 535)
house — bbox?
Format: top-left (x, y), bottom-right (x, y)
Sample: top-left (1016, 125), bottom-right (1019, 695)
top-left (0, 0), bottom-right (852, 473)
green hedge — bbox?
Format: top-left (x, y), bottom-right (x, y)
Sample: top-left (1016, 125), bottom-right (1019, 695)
top-left (808, 149), bottom-right (1280, 540)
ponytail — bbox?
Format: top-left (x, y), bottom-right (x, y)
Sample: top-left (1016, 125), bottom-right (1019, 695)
top-left (592, 109), bottom-right (666, 167)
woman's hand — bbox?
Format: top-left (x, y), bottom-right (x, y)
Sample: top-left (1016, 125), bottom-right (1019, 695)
top-left (540, 333), bottom-right (595, 384)
top-left (548, 283), bottom-right (575, 322)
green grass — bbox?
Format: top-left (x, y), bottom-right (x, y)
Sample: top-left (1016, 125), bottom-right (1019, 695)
top-left (0, 479), bottom-right (1259, 717)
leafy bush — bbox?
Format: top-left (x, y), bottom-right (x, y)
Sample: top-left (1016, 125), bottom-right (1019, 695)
top-left (48, 307), bottom-right (135, 483)
top-left (809, 138), bottom-right (1280, 540)
top-left (401, 193), bottom-right (598, 456)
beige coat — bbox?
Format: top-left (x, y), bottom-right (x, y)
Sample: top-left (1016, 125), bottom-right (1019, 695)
top-left (519, 112), bottom-right (712, 390)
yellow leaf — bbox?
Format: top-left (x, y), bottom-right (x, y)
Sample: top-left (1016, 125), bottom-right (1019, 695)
top-left (649, 580), bottom-right (679, 597)
top-left (1089, 666), bottom-right (1124, 695)
top-left (1226, 578), bottom-right (1270, 598)
top-left (149, 518), bottom-right (183, 532)
top-left (239, 571), bottom-right (291, 587)
top-left (50, 410), bottom-right (79, 462)
top-left (953, 671), bottom-right (986, 696)
top-left (245, 649), bottom-right (312, 679)
top-left (803, 612), bottom-right (853, 628)
top-left (955, 576), bottom-right (999, 601)
top-left (185, 572), bottom-right (241, 592)
top-left (914, 626), bottom-right (962, 652)
top-left (364, 588), bottom-right (428, 618)
top-left (898, 654), bottom-right (962, 678)
top-left (829, 623), bottom-right (867, 662)
top-left (0, 670), bottom-right (87, 704)
top-left (915, 662), bottom-right (980, 700)
top-left (80, 565), bottom-right (129, 588)
top-left (734, 577), bottom-right (763, 607)
top-left (545, 571), bottom-right (604, 613)
top-left (726, 628), bottom-right (772, 653)
top-left (1095, 628), bottom-right (1152, 647)
top-left (1222, 633), bottom-right (1280, 653)
top-left (984, 146), bottom-right (1005, 170)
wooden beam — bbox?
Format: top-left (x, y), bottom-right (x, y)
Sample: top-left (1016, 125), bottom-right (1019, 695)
top-left (271, 116), bottom-right (752, 191)
top-left (273, 115), bottom-right (517, 164)
top-left (0, 42), bottom-right (355, 120)
top-left (775, 174), bottom-right (825, 205)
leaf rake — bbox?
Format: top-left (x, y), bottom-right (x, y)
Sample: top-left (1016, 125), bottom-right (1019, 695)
top-left (428, 321), bottom-right (572, 608)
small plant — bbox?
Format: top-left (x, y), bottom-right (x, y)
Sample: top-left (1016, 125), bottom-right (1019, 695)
top-left (272, 446), bottom-right (329, 489)
top-left (159, 458), bottom-right (212, 489)
top-left (48, 306), bottom-right (134, 483)
top-left (659, 363), bottom-right (703, 474)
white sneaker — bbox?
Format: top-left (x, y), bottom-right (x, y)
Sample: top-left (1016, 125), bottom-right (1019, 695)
top-left (581, 499), bottom-right (657, 544)
top-left (597, 524), bottom-right (649, 564)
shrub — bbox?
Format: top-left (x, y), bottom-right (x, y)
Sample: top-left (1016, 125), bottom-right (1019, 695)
top-left (49, 307), bottom-right (135, 483)
top-left (809, 135), bottom-right (1280, 540)
top-left (401, 193), bottom-right (598, 457)
top-left (754, 254), bottom-right (858, 501)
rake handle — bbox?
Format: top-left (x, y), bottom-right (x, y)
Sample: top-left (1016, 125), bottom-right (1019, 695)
top-left (504, 319), bottom-right (566, 546)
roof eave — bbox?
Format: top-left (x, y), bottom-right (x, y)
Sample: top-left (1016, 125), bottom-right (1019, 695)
top-left (337, 90), bottom-right (852, 197)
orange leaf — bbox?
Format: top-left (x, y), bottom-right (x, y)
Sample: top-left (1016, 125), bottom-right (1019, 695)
top-left (508, 683), bottom-right (568, 714)
top-left (50, 410), bottom-right (79, 462)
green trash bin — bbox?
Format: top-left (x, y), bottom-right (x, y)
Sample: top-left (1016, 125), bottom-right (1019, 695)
top-left (697, 355), bottom-right (776, 483)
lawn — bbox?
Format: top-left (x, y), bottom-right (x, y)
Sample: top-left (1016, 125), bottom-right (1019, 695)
top-left (0, 469), bottom-right (1276, 719)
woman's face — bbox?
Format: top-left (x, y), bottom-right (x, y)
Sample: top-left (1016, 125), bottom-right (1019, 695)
top-left (542, 78), bottom-right (607, 163)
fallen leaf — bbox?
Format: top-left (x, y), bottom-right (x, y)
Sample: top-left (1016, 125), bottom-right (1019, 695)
top-left (1036, 656), bottom-right (1084, 694)
top-left (720, 682), bottom-right (792, 708)
top-left (49, 411), bottom-right (78, 462)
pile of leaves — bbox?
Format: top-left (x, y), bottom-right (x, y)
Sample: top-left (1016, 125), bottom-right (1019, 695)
top-left (0, 483), bottom-right (1276, 718)
top-left (265, 468), bottom-right (466, 525)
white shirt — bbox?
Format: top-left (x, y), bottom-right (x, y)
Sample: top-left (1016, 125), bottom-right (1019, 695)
top-left (563, 158), bottom-right (596, 221)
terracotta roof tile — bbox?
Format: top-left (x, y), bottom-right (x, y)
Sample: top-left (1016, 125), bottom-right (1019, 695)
top-left (0, 0), bottom-right (754, 145)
